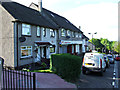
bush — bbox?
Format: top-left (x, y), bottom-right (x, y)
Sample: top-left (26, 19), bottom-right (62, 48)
top-left (50, 53), bottom-right (82, 82)
top-left (41, 62), bottom-right (47, 69)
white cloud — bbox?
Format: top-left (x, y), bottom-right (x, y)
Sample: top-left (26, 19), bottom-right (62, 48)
top-left (62, 2), bottom-right (118, 41)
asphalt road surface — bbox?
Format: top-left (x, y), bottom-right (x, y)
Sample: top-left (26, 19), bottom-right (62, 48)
top-left (78, 62), bottom-right (116, 88)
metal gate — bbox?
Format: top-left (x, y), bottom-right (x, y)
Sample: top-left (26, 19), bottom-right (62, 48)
top-left (2, 66), bottom-right (36, 89)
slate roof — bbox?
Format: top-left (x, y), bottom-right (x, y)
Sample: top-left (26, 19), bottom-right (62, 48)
top-left (83, 34), bottom-right (89, 40)
top-left (42, 8), bottom-right (82, 33)
top-left (1, 1), bottom-right (82, 32)
top-left (1, 1), bottom-right (58, 29)
top-left (30, 3), bottom-right (83, 33)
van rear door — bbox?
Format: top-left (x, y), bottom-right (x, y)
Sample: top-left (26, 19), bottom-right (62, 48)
top-left (84, 53), bottom-right (99, 67)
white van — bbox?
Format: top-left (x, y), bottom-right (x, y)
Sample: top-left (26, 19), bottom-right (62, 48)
top-left (82, 52), bottom-right (106, 75)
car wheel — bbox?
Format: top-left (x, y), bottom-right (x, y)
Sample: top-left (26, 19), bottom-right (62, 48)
top-left (103, 68), bottom-right (106, 72)
top-left (82, 69), bottom-right (86, 74)
top-left (100, 70), bottom-right (103, 76)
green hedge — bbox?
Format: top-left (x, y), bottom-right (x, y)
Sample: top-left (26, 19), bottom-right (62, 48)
top-left (50, 53), bottom-right (82, 82)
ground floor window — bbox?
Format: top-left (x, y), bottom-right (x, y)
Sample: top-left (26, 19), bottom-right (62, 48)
top-left (50, 45), bottom-right (55, 53)
top-left (21, 46), bottom-right (32, 58)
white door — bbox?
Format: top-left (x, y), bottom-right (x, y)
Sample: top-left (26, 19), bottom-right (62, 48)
top-left (35, 47), bottom-right (41, 62)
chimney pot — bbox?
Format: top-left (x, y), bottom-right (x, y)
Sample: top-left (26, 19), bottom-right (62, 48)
top-left (79, 26), bottom-right (81, 30)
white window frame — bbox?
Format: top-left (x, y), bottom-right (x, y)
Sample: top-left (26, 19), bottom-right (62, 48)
top-left (42, 27), bottom-right (46, 37)
top-left (50, 45), bottom-right (55, 53)
top-left (37, 26), bottom-right (40, 37)
top-left (21, 46), bottom-right (32, 58)
top-left (79, 34), bottom-right (82, 38)
top-left (72, 32), bottom-right (74, 37)
top-left (76, 33), bottom-right (79, 38)
top-left (61, 29), bottom-right (65, 37)
top-left (22, 24), bottom-right (31, 36)
top-left (67, 30), bottom-right (70, 36)
top-left (50, 29), bottom-right (55, 37)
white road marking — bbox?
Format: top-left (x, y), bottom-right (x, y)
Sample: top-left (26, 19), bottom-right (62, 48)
top-left (112, 61), bottom-right (119, 88)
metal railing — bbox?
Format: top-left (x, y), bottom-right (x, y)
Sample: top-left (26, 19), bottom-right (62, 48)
top-left (2, 66), bottom-right (36, 89)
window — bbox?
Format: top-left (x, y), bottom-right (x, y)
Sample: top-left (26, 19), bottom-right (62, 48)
top-left (79, 34), bottom-right (82, 38)
top-left (37, 26), bottom-right (40, 37)
top-left (72, 32), bottom-right (75, 37)
top-left (50, 45), bottom-right (55, 53)
top-left (50, 29), bottom-right (55, 37)
top-left (67, 30), bottom-right (70, 36)
top-left (42, 28), bottom-right (46, 37)
top-left (21, 46), bottom-right (32, 58)
top-left (22, 24), bottom-right (31, 36)
top-left (61, 29), bottom-right (65, 36)
top-left (76, 33), bottom-right (79, 37)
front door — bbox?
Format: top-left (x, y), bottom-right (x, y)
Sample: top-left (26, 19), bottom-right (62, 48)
top-left (35, 47), bottom-right (41, 62)
top-left (67, 45), bottom-right (72, 53)
top-left (43, 46), bottom-right (46, 58)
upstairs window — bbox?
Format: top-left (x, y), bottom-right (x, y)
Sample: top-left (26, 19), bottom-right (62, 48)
top-left (42, 28), bottom-right (46, 37)
top-left (37, 26), bottom-right (40, 37)
top-left (61, 29), bottom-right (65, 37)
top-left (50, 29), bottom-right (55, 37)
top-left (72, 32), bottom-right (75, 37)
top-left (79, 34), bottom-right (82, 38)
top-left (76, 33), bottom-right (79, 38)
top-left (67, 30), bottom-right (70, 36)
top-left (22, 24), bottom-right (31, 36)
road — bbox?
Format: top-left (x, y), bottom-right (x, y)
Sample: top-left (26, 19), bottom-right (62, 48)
top-left (77, 61), bottom-right (119, 88)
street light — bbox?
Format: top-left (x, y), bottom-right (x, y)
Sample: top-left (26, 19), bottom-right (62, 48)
top-left (88, 32), bottom-right (97, 50)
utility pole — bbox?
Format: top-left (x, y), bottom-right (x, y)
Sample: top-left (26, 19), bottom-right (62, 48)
top-left (88, 32), bottom-right (97, 50)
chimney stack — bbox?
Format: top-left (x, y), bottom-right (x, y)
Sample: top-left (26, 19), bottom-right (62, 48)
top-left (79, 26), bottom-right (81, 30)
top-left (38, 0), bottom-right (42, 12)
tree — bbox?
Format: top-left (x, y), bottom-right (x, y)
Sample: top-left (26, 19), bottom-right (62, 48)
top-left (89, 38), bottom-right (104, 52)
top-left (114, 41), bottom-right (120, 54)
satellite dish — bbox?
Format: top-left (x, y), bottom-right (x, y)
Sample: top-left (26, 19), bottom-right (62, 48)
top-left (19, 36), bottom-right (26, 42)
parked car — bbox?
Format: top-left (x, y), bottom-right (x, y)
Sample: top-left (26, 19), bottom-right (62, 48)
top-left (107, 55), bottom-right (114, 64)
top-left (82, 52), bottom-right (106, 76)
top-left (104, 56), bottom-right (110, 68)
top-left (115, 56), bottom-right (120, 61)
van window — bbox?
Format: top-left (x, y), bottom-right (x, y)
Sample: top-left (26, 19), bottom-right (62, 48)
top-left (86, 55), bottom-right (94, 59)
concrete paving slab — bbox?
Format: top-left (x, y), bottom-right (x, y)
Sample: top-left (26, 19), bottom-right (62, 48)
top-left (35, 72), bottom-right (77, 88)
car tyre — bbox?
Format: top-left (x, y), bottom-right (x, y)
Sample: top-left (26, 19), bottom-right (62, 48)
top-left (82, 69), bottom-right (86, 75)
top-left (103, 68), bottom-right (106, 72)
top-left (100, 70), bottom-right (103, 76)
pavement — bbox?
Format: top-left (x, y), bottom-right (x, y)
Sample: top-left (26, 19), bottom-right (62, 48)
top-left (35, 72), bottom-right (77, 88)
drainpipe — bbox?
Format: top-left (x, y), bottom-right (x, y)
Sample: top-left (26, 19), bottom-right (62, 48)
top-left (16, 22), bottom-right (19, 69)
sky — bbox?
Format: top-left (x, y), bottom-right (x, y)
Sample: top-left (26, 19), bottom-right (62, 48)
top-left (11, 0), bottom-right (119, 41)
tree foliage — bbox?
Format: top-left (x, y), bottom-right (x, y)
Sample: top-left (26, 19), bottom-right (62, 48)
top-left (89, 38), bottom-right (119, 53)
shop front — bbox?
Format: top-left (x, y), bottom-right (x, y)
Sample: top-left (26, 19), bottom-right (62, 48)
top-left (59, 40), bottom-right (83, 54)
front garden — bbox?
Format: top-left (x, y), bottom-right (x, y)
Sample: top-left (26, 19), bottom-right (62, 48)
top-left (25, 53), bottom-right (83, 83)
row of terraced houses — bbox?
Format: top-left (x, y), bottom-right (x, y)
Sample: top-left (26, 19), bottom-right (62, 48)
top-left (0, 0), bottom-right (90, 68)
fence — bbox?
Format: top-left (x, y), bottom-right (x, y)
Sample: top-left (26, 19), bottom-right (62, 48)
top-left (2, 66), bottom-right (36, 89)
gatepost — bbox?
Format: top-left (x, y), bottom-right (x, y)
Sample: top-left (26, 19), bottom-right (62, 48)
top-left (0, 57), bottom-right (3, 90)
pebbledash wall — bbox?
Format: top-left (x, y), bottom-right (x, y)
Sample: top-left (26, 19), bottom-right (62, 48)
top-left (0, 1), bottom-right (89, 68)
top-left (15, 23), bottom-right (58, 67)
top-left (0, 4), bottom-right (15, 67)
top-left (58, 28), bottom-right (83, 54)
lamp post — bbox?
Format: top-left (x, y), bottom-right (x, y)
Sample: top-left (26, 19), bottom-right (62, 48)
top-left (88, 32), bottom-right (97, 50)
